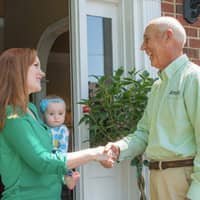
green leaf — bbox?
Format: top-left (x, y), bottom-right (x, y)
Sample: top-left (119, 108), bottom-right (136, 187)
top-left (78, 67), bottom-right (155, 147)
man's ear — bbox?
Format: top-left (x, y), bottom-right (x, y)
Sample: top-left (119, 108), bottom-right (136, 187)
top-left (164, 28), bottom-right (174, 41)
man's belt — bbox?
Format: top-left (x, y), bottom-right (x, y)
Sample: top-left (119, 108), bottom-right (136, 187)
top-left (144, 158), bottom-right (194, 170)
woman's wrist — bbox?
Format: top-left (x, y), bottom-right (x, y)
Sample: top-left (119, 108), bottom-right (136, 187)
top-left (90, 146), bottom-right (107, 161)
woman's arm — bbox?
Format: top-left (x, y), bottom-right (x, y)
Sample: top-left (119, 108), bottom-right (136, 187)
top-left (3, 112), bottom-right (111, 173)
top-left (67, 146), bottom-right (111, 169)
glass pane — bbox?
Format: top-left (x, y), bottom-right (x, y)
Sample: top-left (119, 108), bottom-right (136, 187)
top-left (87, 15), bottom-right (113, 86)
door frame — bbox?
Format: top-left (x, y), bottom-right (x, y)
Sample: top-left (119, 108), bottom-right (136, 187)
top-left (70, 0), bottom-right (161, 199)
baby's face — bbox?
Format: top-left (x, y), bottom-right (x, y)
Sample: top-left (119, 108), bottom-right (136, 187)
top-left (44, 102), bottom-right (66, 127)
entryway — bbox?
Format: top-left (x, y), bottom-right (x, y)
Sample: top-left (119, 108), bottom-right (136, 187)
top-left (36, 17), bottom-right (74, 200)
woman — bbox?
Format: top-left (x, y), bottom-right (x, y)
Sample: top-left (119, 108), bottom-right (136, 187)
top-left (0, 48), bottom-right (111, 200)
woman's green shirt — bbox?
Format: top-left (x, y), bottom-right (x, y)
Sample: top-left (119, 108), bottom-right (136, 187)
top-left (0, 103), bottom-right (68, 200)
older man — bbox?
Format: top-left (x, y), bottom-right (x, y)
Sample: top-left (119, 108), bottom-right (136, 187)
top-left (103, 16), bottom-right (200, 200)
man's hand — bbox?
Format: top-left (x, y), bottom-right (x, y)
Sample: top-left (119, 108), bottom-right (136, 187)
top-left (99, 142), bottom-right (120, 168)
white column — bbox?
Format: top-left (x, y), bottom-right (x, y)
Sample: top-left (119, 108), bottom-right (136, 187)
top-left (70, 1), bottom-right (89, 200)
top-left (133, 0), bottom-right (161, 77)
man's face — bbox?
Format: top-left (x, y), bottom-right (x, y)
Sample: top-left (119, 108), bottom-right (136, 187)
top-left (141, 24), bottom-right (167, 70)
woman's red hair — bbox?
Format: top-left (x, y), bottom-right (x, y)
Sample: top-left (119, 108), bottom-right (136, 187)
top-left (0, 48), bottom-right (37, 130)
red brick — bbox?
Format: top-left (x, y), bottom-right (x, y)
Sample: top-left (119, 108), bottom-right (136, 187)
top-left (177, 15), bottom-right (192, 26)
top-left (162, 12), bottom-right (176, 17)
top-left (175, 13), bottom-right (184, 20)
top-left (185, 27), bottom-right (198, 37)
top-left (191, 59), bottom-right (200, 66)
top-left (161, 0), bottom-right (200, 64)
top-left (195, 61), bottom-right (200, 66)
top-left (189, 39), bottom-right (200, 48)
top-left (192, 16), bottom-right (200, 27)
top-left (176, 4), bottom-right (183, 14)
top-left (183, 48), bottom-right (199, 59)
top-left (185, 38), bottom-right (189, 47)
top-left (162, 3), bottom-right (174, 13)
top-left (176, 0), bottom-right (183, 3)
top-left (162, 0), bottom-right (175, 2)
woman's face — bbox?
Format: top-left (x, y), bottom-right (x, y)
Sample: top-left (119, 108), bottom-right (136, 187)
top-left (27, 56), bottom-right (45, 94)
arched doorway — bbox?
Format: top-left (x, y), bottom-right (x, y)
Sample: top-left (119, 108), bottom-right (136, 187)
top-left (35, 17), bottom-right (69, 104)
top-left (36, 17), bottom-right (74, 200)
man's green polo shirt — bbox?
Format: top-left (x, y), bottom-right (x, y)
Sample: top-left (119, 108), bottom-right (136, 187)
top-left (117, 55), bottom-right (200, 199)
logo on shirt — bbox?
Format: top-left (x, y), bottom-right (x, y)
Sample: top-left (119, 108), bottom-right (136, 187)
top-left (169, 90), bottom-right (180, 95)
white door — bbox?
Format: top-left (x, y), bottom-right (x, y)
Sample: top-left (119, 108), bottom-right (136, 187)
top-left (70, 0), bottom-right (140, 200)
top-left (83, 2), bottom-right (139, 200)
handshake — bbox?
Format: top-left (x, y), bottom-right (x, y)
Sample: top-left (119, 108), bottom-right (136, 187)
top-left (92, 143), bottom-right (120, 168)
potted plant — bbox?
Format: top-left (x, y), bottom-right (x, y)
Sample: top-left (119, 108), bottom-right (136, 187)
top-left (79, 67), bottom-right (155, 200)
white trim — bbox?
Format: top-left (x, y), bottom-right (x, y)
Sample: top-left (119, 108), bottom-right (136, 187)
top-left (118, 0), bottom-right (135, 74)
top-left (132, 0), bottom-right (161, 77)
top-left (71, 0), bottom-right (122, 150)
top-left (86, 1), bottom-right (120, 71)
top-left (114, 0), bottom-right (161, 77)
top-left (70, 0), bottom-right (89, 150)
top-left (70, 1), bottom-right (88, 200)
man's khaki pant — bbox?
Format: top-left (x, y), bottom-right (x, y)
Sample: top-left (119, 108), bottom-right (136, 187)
top-left (150, 167), bottom-right (193, 200)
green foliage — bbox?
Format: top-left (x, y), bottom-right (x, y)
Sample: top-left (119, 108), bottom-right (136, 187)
top-left (79, 67), bottom-right (155, 147)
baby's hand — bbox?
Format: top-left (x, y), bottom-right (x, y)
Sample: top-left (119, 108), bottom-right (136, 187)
top-left (64, 171), bottom-right (80, 190)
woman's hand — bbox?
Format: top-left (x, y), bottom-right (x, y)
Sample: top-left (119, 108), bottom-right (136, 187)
top-left (91, 146), bottom-right (109, 161)
top-left (92, 146), bottom-right (115, 167)
top-left (99, 143), bottom-right (120, 168)
top-left (67, 146), bottom-right (115, 169)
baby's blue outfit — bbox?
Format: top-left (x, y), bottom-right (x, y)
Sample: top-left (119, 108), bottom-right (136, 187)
top-left (51, 125), bottom-right (69, 153)
top-left (51, 125), bottom-right (72, 176)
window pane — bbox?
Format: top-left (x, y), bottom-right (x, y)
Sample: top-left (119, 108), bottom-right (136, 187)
top-left (87, 15), bottom-right (113, 84)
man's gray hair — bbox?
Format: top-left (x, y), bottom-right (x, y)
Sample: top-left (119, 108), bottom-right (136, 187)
top-left (149, 16), bottom-right (186, 47)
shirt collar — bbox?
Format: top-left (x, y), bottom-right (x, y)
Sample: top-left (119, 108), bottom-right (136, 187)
top-left (158, 54), bottom-right (189, 80)
top-left (51, 126), bottom-right (60, 131)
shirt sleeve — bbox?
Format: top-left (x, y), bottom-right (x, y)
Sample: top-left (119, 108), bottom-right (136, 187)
top-left (184, 69), bottom-right (200, 200)
top-left (2, 115), bottom-right (68, 176)
top-left (116, 87), bottom-right (151, 161)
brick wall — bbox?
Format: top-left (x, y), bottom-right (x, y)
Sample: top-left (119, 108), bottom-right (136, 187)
top-left (162, 0), bottom-right (200, 65)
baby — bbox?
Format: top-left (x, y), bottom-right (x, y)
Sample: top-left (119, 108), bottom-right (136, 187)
top-left (40, 95), bottom-right (80, 190)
